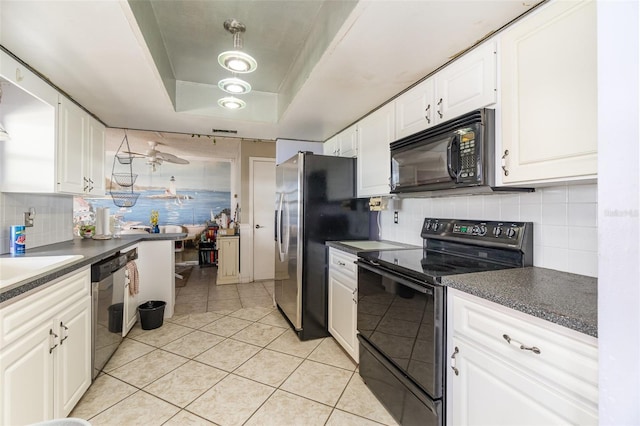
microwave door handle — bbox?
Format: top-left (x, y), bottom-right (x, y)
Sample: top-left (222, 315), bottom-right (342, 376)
top-left (447, 135), bottom-right (460, 180)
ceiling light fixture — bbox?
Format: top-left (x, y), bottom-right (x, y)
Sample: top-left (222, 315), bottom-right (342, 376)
top-left (218, 19), bottom-right (255, 110)
top-left (218, 77), bottom-right (251, 95)
top-left (218, 96), bottom-right (246, 110)
top-left (217, 19), bottom-right (257, 74)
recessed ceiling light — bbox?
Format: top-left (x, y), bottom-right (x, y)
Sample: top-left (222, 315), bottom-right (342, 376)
top-left (218, 77), bottom-right (252, 94)
top-left (218, 96), bottom-right (246, 110)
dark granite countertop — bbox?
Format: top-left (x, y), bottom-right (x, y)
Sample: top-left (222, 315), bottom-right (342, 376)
top-left (0, 233), bottom-right (187, 304)
top-left (325, 240), bottom-right (420, 255)
top-left (442, 267), bottom-right (598, 338)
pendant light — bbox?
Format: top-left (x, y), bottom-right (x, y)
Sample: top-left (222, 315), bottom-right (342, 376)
top-left (218, 96), bottom-right (246, 110)
top-left (218, 19), bottom-right (255, 110)
top-left (217, 19), bottom-right (257, 74)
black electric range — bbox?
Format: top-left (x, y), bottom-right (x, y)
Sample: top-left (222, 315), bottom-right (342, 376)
top-left (356, 218), bottom-right (533, 426)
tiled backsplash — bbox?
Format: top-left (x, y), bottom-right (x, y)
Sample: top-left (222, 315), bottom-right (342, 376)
top-left (0, 193), bottom-right (74, 254)
top-left (379, 183), bottom-right (598, 277)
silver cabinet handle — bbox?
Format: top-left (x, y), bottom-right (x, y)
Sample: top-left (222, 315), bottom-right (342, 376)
top-left (503, 334), bottom-right (541, 355)
top-left (337, 261), bottom-right (346, 266)
top-left (352, 287), bottom-right (357, 303)
top-left (437, 98), bottom-right (443, 119)
top-left (501, 150), bottom-right (510, 176)
top-left (450, 346), bottom-right (459, 376)
top-left (60, 322), bottom-right (69, 344)
top-left (255, 224), bottom-right (262, 229)
top-left (49, 329), bottom-right (58, 354)
top-left (425, 104), bottom-right (431, 124)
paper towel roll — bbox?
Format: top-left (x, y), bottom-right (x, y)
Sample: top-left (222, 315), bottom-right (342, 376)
top-left (95, 207), bottom-right (111, 236)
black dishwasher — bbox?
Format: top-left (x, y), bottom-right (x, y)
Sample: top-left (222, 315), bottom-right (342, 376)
top-left (90, 248), bottom-right (137, 379)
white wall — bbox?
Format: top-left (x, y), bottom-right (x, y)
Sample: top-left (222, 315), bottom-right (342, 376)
top-left (597, 1), bottom-right (639, 423)
top-left (379, 183), bottom-right (598, 277)
top-left (0, 193), bottom-right (73, 254)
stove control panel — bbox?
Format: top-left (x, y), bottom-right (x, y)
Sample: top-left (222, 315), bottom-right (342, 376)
top-left (421, 218), bottom-right (531, 246)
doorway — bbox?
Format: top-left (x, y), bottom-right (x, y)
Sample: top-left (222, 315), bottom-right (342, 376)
top-left (249, 157), bottom-right (276, 280)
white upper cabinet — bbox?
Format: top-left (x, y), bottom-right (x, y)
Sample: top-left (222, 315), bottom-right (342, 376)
top-left (394, 41), bottom-right (496, 140)
top-left (395, 77), bottom-right (435, 139)
top-left (337, 124), bottom-right (358, 158)
top-left (323, 135), bottom-right (338, 156)
top-left (57, 95), bottom-right (105, 195)
top-left (324, 124), bottom-right (358, 158)
top-left (0, 50), bottom-right (104, 195)
top-left (357, 102), bottom-right (395, 197)
top-left (87, 117), bottom-right (106, 195)
top-left (499, 0), bottom-right (597, 184)
top-left (57, 96), bottom-right (87, 194)
top-left (435, 41), bottom-right (497, 124)
top-left (0, 52), bottom-right (58, 193)
top-left (0, 52), bottom-right (58, 107)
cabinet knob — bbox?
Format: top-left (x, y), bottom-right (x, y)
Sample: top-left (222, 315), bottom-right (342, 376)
top-left (255, 224), bottom-right (263, 229)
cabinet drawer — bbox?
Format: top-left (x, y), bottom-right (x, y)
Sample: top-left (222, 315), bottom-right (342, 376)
top-left (0, 268), bottom-right (90, 346)
top-left (451, 290), bottom-right (598, 406)
top-left (328, 248), bottom-right (357, 281)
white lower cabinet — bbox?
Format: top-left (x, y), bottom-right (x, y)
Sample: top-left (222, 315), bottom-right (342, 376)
top-left (0, 268), bottom-right (92, 425)
top-left (217, 236), bottom-right (240, 285)
top-left (327, 248), bottom-right (358, 361)
top-left (447, 289), bottom-right (598, 425)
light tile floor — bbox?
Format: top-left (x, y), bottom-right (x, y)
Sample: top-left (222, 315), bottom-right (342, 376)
top-left (71, 261), bottom-right (397, 425)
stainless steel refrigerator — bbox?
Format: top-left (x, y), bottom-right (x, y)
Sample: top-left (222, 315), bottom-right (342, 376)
top-left (274, 152), bottom-right (371, 340)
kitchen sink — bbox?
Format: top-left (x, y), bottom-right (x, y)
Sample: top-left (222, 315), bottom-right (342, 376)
top-left (0, 255), bottom-right (84, 289)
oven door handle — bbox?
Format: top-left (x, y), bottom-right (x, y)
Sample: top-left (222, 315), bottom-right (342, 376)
top-left (357, 261), bottom-right (432, 295)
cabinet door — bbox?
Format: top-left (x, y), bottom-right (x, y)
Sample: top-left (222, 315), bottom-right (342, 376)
top-left (0, 320), bottom-right (55, 425)
top-left (57, 96), bottom-right (87, 193)
top-left (217, 237), bottom-right (240, 284)
top-left (0, 51), bottom-right (58, 107)
top-left (123, 285), bottom-right (138, 337)
top-left (87, 117), bottom-right (106, 195)
top-left (337, 124), bottom-right (358, 157)
top-left (357, 102), bottom-right (395, 197)
top-left (323, 135), bottom-right (338, 156)
top-left (55, 295), bottom-right (92, 417)
top-left (395, 77), bottom-right (435, 139)
top-left (435, 40), bottom-right (496, 124)
top-left (328, 272), bottom-right (358, 361)
top-left (500, 0), bottom-right (597, 184)
top-left (449, 338), bottom-right (598, 426)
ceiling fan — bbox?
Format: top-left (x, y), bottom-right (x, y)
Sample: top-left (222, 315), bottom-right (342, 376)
top-left (126, 141), bottom-right (189, 171)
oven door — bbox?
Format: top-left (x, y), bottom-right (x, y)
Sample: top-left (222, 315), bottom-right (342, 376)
top-left (357, 260), bottom-right (445, 400)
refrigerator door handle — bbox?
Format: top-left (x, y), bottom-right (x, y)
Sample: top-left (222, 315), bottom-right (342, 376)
top-left (282, 192), bottom-right (290, 258)
top-left (277, 192), bottom-right (286, 262)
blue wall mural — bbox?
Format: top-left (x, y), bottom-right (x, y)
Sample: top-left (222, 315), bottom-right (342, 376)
top-left (74, 155), bottom-right (232, 231)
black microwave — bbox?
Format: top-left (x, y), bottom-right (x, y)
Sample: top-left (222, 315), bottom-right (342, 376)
top-left (390, 109), bottom-right (498, 194)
